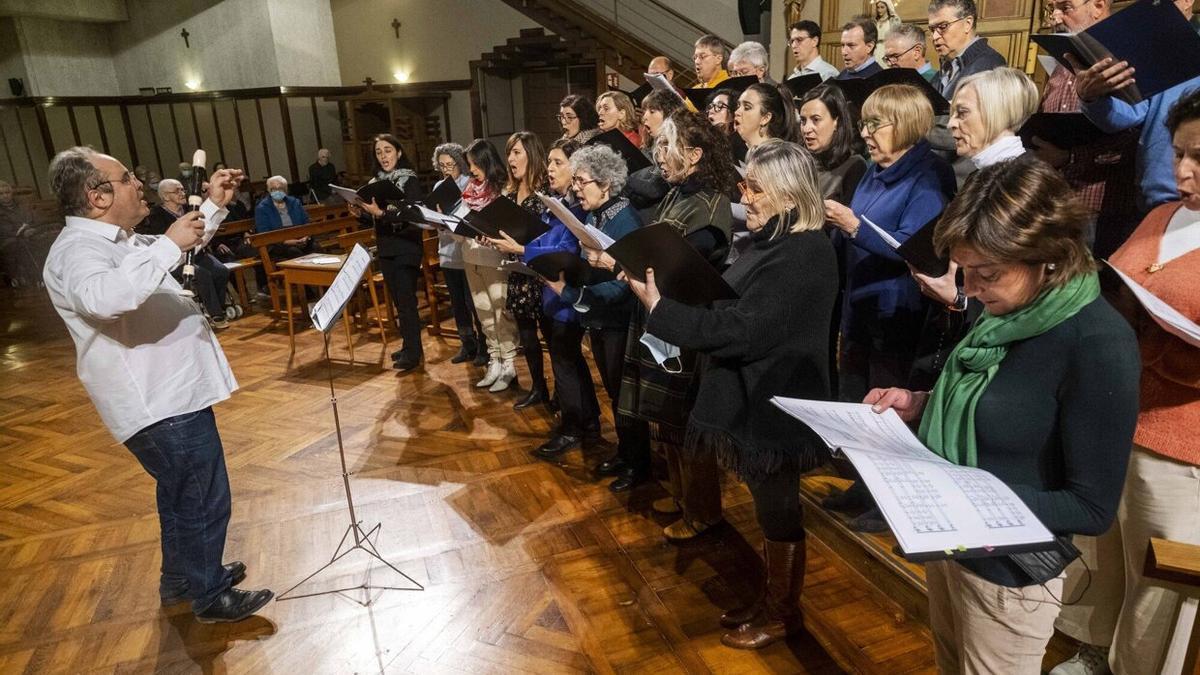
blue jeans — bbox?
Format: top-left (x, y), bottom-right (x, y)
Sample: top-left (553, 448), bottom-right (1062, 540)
top-left (124, 407), bottom-right (233, 612)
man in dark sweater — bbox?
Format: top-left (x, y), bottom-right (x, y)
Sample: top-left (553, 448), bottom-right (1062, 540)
top-left (307, 149), bottom-right (336, 203)
top-left (928, 0), bottom-right (1007, 98)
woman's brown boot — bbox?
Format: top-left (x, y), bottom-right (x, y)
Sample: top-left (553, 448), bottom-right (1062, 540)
top-left (720, 538), bottom-right (806, 650)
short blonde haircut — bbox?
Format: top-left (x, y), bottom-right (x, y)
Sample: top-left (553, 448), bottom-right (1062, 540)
top-left (861, 84), bottom-right (933, 149)
top-left (596, 91), bottom-right (638, 133)
top-left (953, 67), bottom-right (1039, 146)
top-left (744, 139), bottom-right (824, 238)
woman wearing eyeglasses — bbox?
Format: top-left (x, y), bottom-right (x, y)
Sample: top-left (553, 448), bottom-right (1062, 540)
top-left (823, 84), bottom-right (955, 404)
top-left (542, 144), bottom-right (651, 491)
top-left (626, 139), bottom-right (838, 649)
top-left (705, 89), bottom-right (748, 165)
top-left (619, 112), bottom-right (734, 534)
top-left (558, 94), bottom-right (601, 144)
top-left (431, 143), bottom-right (484, 366)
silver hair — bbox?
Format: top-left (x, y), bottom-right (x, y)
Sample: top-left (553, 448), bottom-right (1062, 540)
top-left (569, 144), bottom-right (628, 194)
top-left (888, 23), bottom-right (927, 49)
top-left (266, 175), bottom-right (288, 189)
top-left (431, 142), bottom-right (469, 174)
top-left (729, 41), bottom-right (769, 70)
top-left (48, 146), bottom-right (107, 217)
top-left (156, 178), bottom-right (182, 198)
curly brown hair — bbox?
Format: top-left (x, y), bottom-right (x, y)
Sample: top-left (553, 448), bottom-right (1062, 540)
top-left (934, 156), bottom-right (1095, 288)
top-left (659, 110), bottom-right (736, 195)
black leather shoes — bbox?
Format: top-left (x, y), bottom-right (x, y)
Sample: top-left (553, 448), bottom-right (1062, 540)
top-left (194, 588), bottom-right (274, 623)
top-left (450, 337), bottom-right (477, 364)
top-left (393, 352), bottom-right (423, 372)
top-left (513, 387), bottom-right (549, 410)
top-left (532, 434), bottom-right (581, 459)
top-left (594, 455), bottom-right (627, 477)
top-left (160, 561), bottom-right (247, 605)
top-left (472, 350), bottom-right (490, 367)
top-left (608, 469), bottom-right (649, 493)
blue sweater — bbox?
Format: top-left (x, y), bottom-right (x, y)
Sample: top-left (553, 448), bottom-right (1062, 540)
top-left (1081, 74), bottom-right (1200, 215)
top-left (524, 199), bottom-right (586, 323)
top-left (842, 140), bottom-right (955, 327)
top-left (559, 197), bottom-right (642, 330)
top-left (254, 195), bottom-right (309, 233)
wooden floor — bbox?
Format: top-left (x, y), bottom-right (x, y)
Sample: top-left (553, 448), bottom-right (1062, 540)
top-left (0, 288), bottom-right (937, 674)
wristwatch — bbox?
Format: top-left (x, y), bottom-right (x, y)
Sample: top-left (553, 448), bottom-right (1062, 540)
top-left (946, 290), bottom-right (968, 313)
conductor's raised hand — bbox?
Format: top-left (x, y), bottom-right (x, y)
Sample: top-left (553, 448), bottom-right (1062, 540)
top-left (488, 230), bottom-right (524, 255)
top-left (863, 387), bottom-right (929, 424)
top-left (1066, 54), bottom-right (1135, 103)
top-left (203, 168), bottom-right (244, 208)
top-left (626, 267), bottom-right (661, 312)
top-left (165, 211), bottom-right (206, 252)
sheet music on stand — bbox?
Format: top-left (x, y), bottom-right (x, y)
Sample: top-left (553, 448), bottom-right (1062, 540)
top-left (309, 243), bottom-right (372, 332)
top-left (771, 397), bottom-right (1056, 562)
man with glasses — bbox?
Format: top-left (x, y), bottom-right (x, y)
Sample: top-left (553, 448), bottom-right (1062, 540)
top-left (787, 20), bottom-right (839, 81)
top-left (884, 24), bottom-right (936, 82)
top-left (927, 0), bottom-right (1006, 97)
top-left (42, 146), bottom-right (274, 624)
top-left (692, 34), bottom-right (729, 89)
top-left (835, 16), bottom-right (882, 80)
top-left (728, 41), bottom-right (775, 83)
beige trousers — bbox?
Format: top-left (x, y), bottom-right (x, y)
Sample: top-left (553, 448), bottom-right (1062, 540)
top-left (1056, 446), bottom-right (1200, 675)
top-left (463, 262), bottom-right (516, 361)
top-left (927, 559), bottom-right (1064, 674)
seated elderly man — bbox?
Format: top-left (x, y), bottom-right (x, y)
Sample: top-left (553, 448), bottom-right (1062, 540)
top-left (254, 175), bottom-right (313, 254)
top-left (0, 179), bottom-right (56, 287)
top-left (307, 148), bottom-right (336, 203)
top-left (728, 41), bottom-right (774, 83)
top-left (141, 179), bottom-right (232, 327)
top-left (884, 24), bottom-right (936, 82)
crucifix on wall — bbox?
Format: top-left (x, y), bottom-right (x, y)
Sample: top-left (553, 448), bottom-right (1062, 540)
top-left (180, 27), bottom-right (190, 48)
top-left (391, 18), bottom-right (401, 38)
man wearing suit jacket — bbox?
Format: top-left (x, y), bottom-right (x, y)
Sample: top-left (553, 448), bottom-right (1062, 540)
top-left (928, 0), bottom-right (1006, 98)
top-left (835, 17), bottom-right (883, 80)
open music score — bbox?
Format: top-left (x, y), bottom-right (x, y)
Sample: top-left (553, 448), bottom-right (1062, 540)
top-left (771, 397), bottom-right (1054, 561)
top-left (309, 244), bottom-right (372, 333)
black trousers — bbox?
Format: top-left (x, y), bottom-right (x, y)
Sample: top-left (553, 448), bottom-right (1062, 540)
top-left (550, 320), bottom-right (599, 436)
top-left (745, 463), bottom-right (805, 542)
top-left (377, 256), bottom-right (423, 358)
top-left (443, 267), bottom-right (481, 340)
top-left (588, 326), bottom-right (650, 474)
top-left (516, 314), bottom-right (551, 390)
top-left (175, 252), bottom-right (229, 317)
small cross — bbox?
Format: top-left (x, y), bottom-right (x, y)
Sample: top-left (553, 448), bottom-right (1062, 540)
top-left (362, 77), bottom-right (375, 89)
top-left (391, 18), bottom-right (401, 38)
top-left (180, 27), bottom-right (190, 49)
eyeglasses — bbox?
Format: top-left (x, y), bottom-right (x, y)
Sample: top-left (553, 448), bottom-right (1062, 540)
top-left (89, 171), bottom-right (134, 191)
top-left (1051, 0), bottom-right (1094, 14)
top-left (883, 42), bottom-right (920, 65)
top-left (437, 161), bottom-right (458, 170)
top-left (706, 101), bottom-right (730, 113)
top-left (571, 177), bottom-right (598, 189)
top-left (930, 16), bottom-right (967, 34)
top-left (737, 180), bottom-right (765, 203)
top-left (858, 118), bottom-right (893, 135)
top-left (788, 35), bottom-right (813, 46)
top-left (555, 113), bottom-right (578, 123)
top-left (693, 51), bottom-right (719, 63)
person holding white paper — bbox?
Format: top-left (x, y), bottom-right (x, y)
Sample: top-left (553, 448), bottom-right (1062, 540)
top-left (866, 157), bottom-right (1140, 674)
top-left (430, 143), bottom-right (483, 366)
top-left (1055, 88), bottom-right (1200, 675)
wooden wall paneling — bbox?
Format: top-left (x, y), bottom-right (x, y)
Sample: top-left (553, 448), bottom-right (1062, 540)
top-left (236, 99), bottom-right (266, 180)
top-left (253, 98), bottom-right (272, 179)
top-left (209, 101), bottom-right (227, 167)
top-left (225, 99), bottom-right (250, 175)
top-left (32, 106), bottom-right (55, 164)
top-left (74, 106), bottom-right (103, 151)
top-left (20, 108), bottom-right (49, 196)
top-left (171, 102), bottom-right (199, 160)
top-left (99, 106), bottom-right (129, 166)
top-left (314, 100), bottom-right (344, 173)
top-left (187, 103), bottom-right (202, 153)
top-left (0, 110), bottom-right (16, 185)
top-left (277, 96), bottom-right (299, 183)
top-left (66, 106), bottom-right (81, 146)
top-left (43, 107), bottom-right (74, 154)
top-left (192, 101), bottom-right (220, 169)
top-left (166, 103), bottom-right (183, 162)
top-left (118, 105), bottom-right (138, 169)
top-left (144, 105), bottom-right (168, 177)
top-left (310, 97), bottom-right (323, 149)
top-left (286, 98), bottom-right (318, 183)
top-left (92, 106), bottom-right (109, 154)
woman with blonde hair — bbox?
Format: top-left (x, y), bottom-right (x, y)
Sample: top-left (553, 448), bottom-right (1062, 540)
top-left (948, 67), bottom-right (1039, 173)
top-left (596, 91), bottom-right (642, 146)
top-left (627, 139), bottom-right (839, 650)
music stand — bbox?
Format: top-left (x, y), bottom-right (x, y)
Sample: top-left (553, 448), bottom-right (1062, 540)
top-left (277, 244), bottom-right (423, 603)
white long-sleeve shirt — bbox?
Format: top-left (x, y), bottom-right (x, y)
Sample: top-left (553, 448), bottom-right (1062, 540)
top-left (43, 199), bottom-right (236, 442)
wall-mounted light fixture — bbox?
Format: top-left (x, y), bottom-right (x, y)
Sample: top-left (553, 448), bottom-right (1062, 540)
top-left (393, 70), bottom-right (410, 83)
top-left (185, 79), bottom-right (201, 91)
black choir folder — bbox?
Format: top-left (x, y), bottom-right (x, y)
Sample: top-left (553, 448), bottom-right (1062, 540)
top-left (585, 129), bottom-right (652, 173)
top-left (423, 178), bottom-right (462, 214)
top-left (526, 251), bottom-right (596, 287)
top-left (462, 198), bottom-right (550, 245)
top-left (829, 68), bottom-right (949, 116)
top-left (771, 397), bottom-right (1057, 562)
top-left (1018, 112), bottom-right (1107, 150)
top-left (1031, 0), bottom-right (1200, 104)
top-left (862, 215), bottom-right (949, 278)
top-left (605, 222), bottom-right (738, 306)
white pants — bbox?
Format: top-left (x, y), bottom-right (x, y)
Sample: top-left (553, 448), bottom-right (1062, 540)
top-left (463, 262), bottom-right (516, 361)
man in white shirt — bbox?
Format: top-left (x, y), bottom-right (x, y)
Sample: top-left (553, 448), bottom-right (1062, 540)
top-left (787, 20), bottom-right (839, 81)
top-left (42, 146), bottom-right (273, 623)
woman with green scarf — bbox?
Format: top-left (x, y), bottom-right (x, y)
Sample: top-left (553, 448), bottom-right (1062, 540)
top-left (866, 156), bottom-right (1141, 674)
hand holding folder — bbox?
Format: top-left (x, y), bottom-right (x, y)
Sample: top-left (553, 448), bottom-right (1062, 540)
top-left (605, 223), bottom-right (738, 306)
top-left (462, 198), bottom-right (550, 245)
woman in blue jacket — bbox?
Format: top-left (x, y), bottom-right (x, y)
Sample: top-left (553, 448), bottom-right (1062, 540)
top-left (824, 84), bottom-right (955, 402)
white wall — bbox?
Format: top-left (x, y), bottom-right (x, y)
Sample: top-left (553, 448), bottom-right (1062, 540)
top-left (12, 16), bottom-right (120, 96)
top-left (0, 18), bottom-right (29, 93)
top-left (266, 0), bottom-right (341, 86)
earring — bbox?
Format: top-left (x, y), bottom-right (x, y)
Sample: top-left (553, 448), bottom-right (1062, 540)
top-left (1047, 263), bottom-right (1057, 271)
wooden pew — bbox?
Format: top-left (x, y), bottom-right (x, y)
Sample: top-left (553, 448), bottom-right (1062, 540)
top-left (246, 216), bottom-right (360, 318)
top-left (305, 203), bottom-right (352, 222)
top-left (213, 217), bottom-right (259, 311)
top-left (1144, 537), bottom-right (1200, 674)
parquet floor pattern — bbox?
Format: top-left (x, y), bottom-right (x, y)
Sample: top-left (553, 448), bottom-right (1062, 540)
top-left (0, 289), bottom-right (934, 674)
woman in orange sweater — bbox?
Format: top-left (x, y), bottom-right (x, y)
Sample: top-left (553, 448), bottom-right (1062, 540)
top-left (1053, 88), bottom-right (1200, 675)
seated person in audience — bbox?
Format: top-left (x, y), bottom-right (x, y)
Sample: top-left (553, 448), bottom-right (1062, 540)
top-left (596, 91), bottom-right (641, 147)
top-left (141, 179), bottom-right (232, 328)
top-left (0, 180), bottom-right (55, 287)
top-left (307, 148), bottom-right (336, 203)
top-left (883, 23), bottom-right (936, 81)
top-left (788, 20), bottom-right (840, 81)
top-left (835, 17), bottom-right (882, 80)
top-left (176, 161), bottom-right (195, 184)
top-left (558, 94), bottom-right (601, 144)
top-left (868, 156), bottom-right (1140, 675)
top-left (1054, 87), bottom-right (1200, 675)
top-left (254, 175), bottom-right (314, 261)
top-left (693, 34), bottom-right (730, 89)
top-left (626, 140), bottom-right (838, 650)
top-left (928, 0), bottom-right (1006, 98)
top-left (728, 41), bottom-right (773, 83)
top-left (1031, 0), bottom-right (1137, 259)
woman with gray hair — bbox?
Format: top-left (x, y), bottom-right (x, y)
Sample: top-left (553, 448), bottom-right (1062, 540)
top-left (541, 144), bottom-right (651, 491)
top-left (626, 139), bottom-right (839, 649)
top-left (430, 142), bottom-right (484, 365)
top-left (948, 67), bottom-right (1038, 173)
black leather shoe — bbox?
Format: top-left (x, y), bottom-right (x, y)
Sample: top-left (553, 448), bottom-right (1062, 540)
top-left (160, 561), bottom-right (248, 605)
top-left (450, 337), bottom-right (477, 364)
top-left (393, 352), bottom-right (423, 372)
top-left (608, 469), bottom-right (649, 493)
top-left (194, 588), bottom-right (274, 623)
top-left (532, 434), bottom-right (581, 459)
top-left (821, 480), bottom-right (872, 513)
top-left (594, 455), bottom-right (627, 477)
top-left (513, 386), bottom-right (549, 410)
top-left (472, 350), bottom-right (490, 367)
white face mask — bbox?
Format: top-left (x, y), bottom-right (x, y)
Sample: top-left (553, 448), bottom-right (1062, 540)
top-left (639, 331), bottom-right (682, 373)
